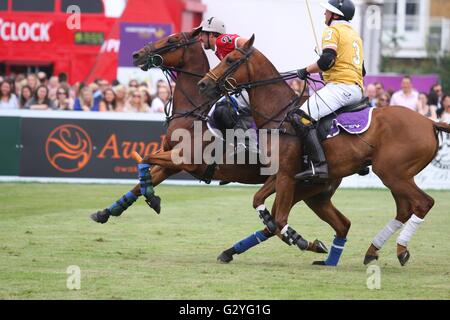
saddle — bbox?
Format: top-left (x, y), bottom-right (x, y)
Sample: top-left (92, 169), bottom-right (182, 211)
top-left (316, 97), bottom-right (371, 141)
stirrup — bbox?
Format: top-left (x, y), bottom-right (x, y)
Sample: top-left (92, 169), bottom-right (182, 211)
top-left (294, 162), bottom-right (329, 182)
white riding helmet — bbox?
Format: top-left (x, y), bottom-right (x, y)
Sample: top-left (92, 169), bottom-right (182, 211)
top-left (200, 17), bottom-right (226, 34)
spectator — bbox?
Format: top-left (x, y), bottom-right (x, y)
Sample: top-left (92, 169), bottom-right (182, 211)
top-left (390, 76), bottom-right (419, 111)
top-left (54, 86), bottom-right (73, 111)
top-left (37, 71), bottom-right (48, 86)
top-left (140, 87), bottom-right (153, 107)
top-left (416, 92), bottom-right (437, 121)
top-left (365, 83), bottom-right (377, 107)
top-left (76, 87), bottom-right (95, 111)
top-left (151, 83), bottom-right (171, 113)
top-left (26, 74), bottom-right (39, 93)
top-left (113, 84), bottom-right (127, 111)
top-left (440, 95), bottom-right (450, 123)
top-left (19, 85), bottom-right (33, 108)
top-left (14, 74), bottom-right (26, 96)
top-left (58, 72), bottom-right (68, 84)
top-left (374, 81), bottom-right (385, 98)
top-left (48, 76), bottom-right (59, 91)
top-left (429, 84), bottom-right (444, 116)
top-left (128, 79), bottom-right (139, 89)
top-left (99, 88), bottom-right (118, 112)
top-left (125, 89), bottom-right (151, 112)
top-left (0, 80), bottom-right (19, 109)
top-left (25, 84), bottom-right (55, 110)
top-left (376, 92), bottom-right (390, 108)
top-left (112, 79), bottom-right (120, 86)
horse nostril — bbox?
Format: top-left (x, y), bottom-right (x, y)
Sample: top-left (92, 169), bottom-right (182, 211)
top-left (132, 52), bottom-right (140, 60)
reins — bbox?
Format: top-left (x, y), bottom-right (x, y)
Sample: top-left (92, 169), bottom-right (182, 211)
top-left (144, 33), bottom-right (215, 124)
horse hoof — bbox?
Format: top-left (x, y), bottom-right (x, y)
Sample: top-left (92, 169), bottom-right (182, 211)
top-left (90, 209), bottom-right (110, 224)
top-left (313, 239), bottom-right (328, 254)
top-left (145, 195), bottom-right (161, 214)
top-left (312, 260), bottom-right (327, 266)
top-left (217, 251), bottom-right (233, 263)
top-left (398, 250), bottom-right (410, 266)
top-left (363, 255), bottom-right (378, 265)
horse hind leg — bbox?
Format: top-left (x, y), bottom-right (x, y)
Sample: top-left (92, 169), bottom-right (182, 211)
top-left (371, 179), bottom-right (434, 266)
top-left (364, 191), bottom-right (406, 265)
top-left (395, 184), bottom-right (434, 266)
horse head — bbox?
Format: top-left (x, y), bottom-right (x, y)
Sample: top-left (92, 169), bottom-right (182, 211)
top-left (132, 27), bottom-right (203, 71)
top-left (197, 34), bottom-right (255, 99)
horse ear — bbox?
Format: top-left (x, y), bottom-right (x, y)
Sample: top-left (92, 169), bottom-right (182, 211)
top-left (243, 34), bottom-right (255, 50)
top-left (191, 26), bottom-right (202, 38)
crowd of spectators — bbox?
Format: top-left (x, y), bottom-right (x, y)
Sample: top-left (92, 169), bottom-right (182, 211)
top-left (0, 71), bottom-right (173, 114)
top-left (289, 75), bottom-right (449, 123)
top-left (1, 71), bottom-right (448, 124)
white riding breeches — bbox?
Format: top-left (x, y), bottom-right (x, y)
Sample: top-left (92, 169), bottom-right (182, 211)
top-left (299, 83), bottom-right (363, 120)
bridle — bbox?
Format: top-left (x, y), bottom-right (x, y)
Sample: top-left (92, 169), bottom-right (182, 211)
top-left (142, 32), bottom-right (219, 123)
top-left (204, 46), bottom-right (306, 131)
top-left (205, 47), bottom-right (255, 93)
top-left (143, 32), bottom-right (199, 71)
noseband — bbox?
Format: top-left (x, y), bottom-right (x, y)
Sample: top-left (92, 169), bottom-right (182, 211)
top-left (205, 47), bottom-right (254, 93)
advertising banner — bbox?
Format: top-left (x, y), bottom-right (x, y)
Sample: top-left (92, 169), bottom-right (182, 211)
top-left (118, 22), bottom-right (172, 67)
top-left (19, 117), bottom-right (191, 180)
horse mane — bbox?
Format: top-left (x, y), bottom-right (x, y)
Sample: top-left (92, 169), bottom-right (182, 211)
top-left (251, 48), bottom-right (297, 98)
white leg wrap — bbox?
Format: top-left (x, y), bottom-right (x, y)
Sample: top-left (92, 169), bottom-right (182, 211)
top-left (396, 214), bottom-right (424, 247)
top-left (256, 204), bottom-right (266, 212)
top-left (280, 224), bottom-right (289, 236)
top-left (372, 219), bottom-right (404, 250)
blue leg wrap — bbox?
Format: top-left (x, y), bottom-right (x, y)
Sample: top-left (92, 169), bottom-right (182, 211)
top-left (324, 236), bottom-right (347, 266)
top-left (138, 163), bottom-right (153, 198)
top-left (233, 230), bottom-right (268, 254)
top-left (108, 191), bottom-right (138, 216)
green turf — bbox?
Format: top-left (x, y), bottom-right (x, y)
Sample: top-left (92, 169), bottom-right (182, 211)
top-left (0, 182), bottom-right (449, 299)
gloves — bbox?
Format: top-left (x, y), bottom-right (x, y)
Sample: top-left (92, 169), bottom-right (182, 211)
top-left (297, 68), bottom-right (309, 80)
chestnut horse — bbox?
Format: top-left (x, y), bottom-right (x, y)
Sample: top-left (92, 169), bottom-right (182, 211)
top-left (91, 29), bottom-right (335, 262)
top-left (198, 35), bottom-right (450, 266)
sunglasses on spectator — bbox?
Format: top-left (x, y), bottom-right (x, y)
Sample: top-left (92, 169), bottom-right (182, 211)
top-left (133, 94), bottom-right (141, 97)
top-left (57, 91), bottom-right (67, 95)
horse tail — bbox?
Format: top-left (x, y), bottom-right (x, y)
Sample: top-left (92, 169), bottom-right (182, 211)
top-left (433, 121), bottom-right (450, 133)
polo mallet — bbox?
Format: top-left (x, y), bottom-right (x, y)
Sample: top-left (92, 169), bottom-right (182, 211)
top-left (305, 0), bottom-right (322, 56)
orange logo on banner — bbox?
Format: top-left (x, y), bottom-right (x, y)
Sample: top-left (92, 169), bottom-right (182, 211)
top-left (45, 124), bottom-right (92, 173)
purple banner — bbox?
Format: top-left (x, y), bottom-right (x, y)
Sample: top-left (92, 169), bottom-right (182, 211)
top-left (119, 22), bottom-right (172, 67)
top-left (302, 74), bottom-right (439, 94)
top-left (364, 74), bottom-right (439, 93)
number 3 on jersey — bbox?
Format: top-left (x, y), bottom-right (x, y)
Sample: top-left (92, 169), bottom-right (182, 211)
top-left (352, 41), bottom-right (361, 66)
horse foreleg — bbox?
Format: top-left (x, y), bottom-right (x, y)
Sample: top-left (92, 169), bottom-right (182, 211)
top-left (274, 172), bottom-right (310, 251)
top-left (90, 165), bottom-right (181, 224)
top-left (217, 175), bottom-right (277, 263)
top-left (305, 196), bottom-right (351, 266)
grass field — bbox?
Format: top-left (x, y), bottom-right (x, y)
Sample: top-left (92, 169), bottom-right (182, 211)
top-left (0, 182), bottom-right (449, 300)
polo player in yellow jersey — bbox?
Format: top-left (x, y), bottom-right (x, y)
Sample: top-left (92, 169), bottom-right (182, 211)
top-left (294, 0), bottom-right (365, 182)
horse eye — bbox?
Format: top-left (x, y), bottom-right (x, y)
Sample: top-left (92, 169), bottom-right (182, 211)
top-left (226, 57), bottom-right (234, 64)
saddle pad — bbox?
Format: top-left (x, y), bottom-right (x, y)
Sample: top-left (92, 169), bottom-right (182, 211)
top-left (326, 107), bottom-right (374, 139)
